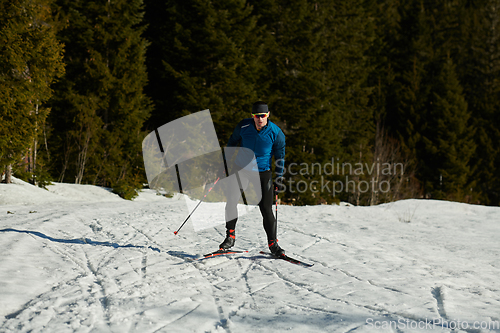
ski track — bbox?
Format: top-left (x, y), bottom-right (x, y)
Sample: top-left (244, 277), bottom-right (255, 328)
top-left (432, 286), bottom-right (447, 321)
top-left (1, 194), bottom-right (500, 332)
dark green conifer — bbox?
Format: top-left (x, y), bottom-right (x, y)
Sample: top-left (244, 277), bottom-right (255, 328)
top-left (248, 0), bottom-right (375, 205)
top-left (388, 0), bottom-right (435, 161)
top-left (48, 0), bottom-right (151, 198)
top-left (460, 0), bottom-right (500, 204)
top-left (0, 0), bottom-right (64, 183)
top-left (144, 0), bottom-right (265, 143)
top-left (421, 58), bottom-right (475, 199)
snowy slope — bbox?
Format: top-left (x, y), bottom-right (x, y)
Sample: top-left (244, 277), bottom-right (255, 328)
top-left (1, 178), bottom-right (500, 332)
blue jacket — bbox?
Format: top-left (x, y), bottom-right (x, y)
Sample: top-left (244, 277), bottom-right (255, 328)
top-left (227, 118), bottom-right (285, 177)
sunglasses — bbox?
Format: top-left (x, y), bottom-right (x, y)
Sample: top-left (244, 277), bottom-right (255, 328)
top-left (252, 113), bottom-right (269, 119)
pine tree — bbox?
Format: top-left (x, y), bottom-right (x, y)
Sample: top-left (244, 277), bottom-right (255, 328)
top-left (367, 0), bottom-right (400, 123)
top-left (144, 0), bottom-right (265, 143)
top-left (48, 0), bottom-right (151, 198)
top-left (387, 0), bottom-right (435, 163)
top-left (330, 0), bottom-right (376, 205)
top-left (421, 57), bottom-right (475, 199)
top-left (366, 0), bottom-right (423, 205)
top-left (460, 0), bottom-right (500, 204)
top-left (0, 0), bottom-right (64, 183)
top-left (249, 0), bottom-right (375, 205)
top-left (383, 0), bottom-right (477, 200)
top-left (251, 0), bottom-right (333, 204)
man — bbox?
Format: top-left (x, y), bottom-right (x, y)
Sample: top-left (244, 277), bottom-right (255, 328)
top-left (219, 101), bottom-right (286, 256)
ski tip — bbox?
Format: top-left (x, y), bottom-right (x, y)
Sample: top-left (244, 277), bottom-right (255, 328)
top-left (173, 231), bottom-right (178, 235)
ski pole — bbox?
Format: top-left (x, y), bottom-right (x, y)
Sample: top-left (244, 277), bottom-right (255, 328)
top-left (275, 185), bottom-right (278, 222)
top-left (174, 177), bottom-right (220, 235)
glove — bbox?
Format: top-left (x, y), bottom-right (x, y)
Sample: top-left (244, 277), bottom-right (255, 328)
top-left (274, 176), bottom-right (286, 193)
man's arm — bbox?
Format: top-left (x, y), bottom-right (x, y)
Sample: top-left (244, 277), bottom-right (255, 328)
top-left (273, 131), bottom-right (286, 178)
top-left (227, 121), bottom-right (243, 147)
top-left (221, 121), bottom-right (244, 177)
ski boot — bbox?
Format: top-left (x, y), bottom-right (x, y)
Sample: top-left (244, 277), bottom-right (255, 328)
top-left (268, 239), bottom-right (285, 257)
top-left (219, 229), bottom-right (235, 250)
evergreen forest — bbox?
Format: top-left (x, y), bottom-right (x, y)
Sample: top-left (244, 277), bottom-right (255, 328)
top-left (1, 0), bottom-right (499, 206)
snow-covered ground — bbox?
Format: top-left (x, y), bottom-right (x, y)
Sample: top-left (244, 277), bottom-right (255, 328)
top-left (1, 178), bottom-right (500, 333)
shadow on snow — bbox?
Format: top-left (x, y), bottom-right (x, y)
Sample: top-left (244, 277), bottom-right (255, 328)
top-left (0, 228), bottom-right (160, 253)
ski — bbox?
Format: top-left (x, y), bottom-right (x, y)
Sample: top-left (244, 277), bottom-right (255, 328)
top-left (200, 249), bottom-right (248, 260)
top-left (259, 251), bottom-right (314, 267)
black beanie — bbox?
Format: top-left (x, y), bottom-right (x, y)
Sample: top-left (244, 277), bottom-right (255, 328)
top-left (252, 103), bottom-right (268, 114)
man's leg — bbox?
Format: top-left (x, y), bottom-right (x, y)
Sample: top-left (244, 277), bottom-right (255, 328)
top-left (220, 172), bottom-right (249, 250)
top-left (258, 171), bottom-right (285, 256)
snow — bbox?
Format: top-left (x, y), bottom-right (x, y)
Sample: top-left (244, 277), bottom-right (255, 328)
top-left (1, 178), bottom-right (500, 332)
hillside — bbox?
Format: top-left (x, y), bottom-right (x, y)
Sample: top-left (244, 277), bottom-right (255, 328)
top-left (1, 179), bottom-right (499, 332)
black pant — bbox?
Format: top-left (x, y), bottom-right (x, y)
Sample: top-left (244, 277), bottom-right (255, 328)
top-left (225, 170), bottom-right (277, 241)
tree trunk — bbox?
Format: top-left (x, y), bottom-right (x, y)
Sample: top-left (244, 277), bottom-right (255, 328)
top-left (75, 127), bottom-right (92, 185)
top-left (33, 104), bottom-right (38, 185)
top-left (4, 164), bottom-right (12, 184)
